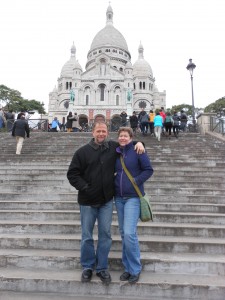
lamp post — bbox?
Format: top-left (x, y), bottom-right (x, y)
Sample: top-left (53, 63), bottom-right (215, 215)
top-left (186, 58), bottom-right (196, 129)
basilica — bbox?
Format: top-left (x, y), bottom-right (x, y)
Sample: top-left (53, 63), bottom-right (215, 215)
top-left (48, 4), bottom-right (166, 127)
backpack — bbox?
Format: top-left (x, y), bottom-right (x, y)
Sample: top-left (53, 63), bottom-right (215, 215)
top-left (165, 116), bottom-right (173, 124)
top-left (140, 114), bottom-right (149, 123)
top-left (180, 113), bottom-right (187, 121)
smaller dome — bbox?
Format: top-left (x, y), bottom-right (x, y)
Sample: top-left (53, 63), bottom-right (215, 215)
top-left (125, 61), bottom-right (133, 69)
top-left (74, 60), bottom-right (82, 70)
top-left (60, 43), bottom-right (83, 77)
top-left (133, 42), bottom-right (153, 77)
top-left (61, 57), bottom-right (76, 77)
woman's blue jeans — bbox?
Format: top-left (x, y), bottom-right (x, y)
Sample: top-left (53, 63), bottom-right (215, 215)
top-left (80, 200), bottom-right (113, 272)
top-left (115, 197), bottom-right (142, 276)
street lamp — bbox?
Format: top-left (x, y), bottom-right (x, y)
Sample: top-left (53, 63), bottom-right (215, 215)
top-left (186, 58), bottom-right (196, 129)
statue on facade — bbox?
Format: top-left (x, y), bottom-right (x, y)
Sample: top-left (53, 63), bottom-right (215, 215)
top-left (127, 89), bottom-right (132, 101)
top-left (70, 89), bottom-right (75, 103)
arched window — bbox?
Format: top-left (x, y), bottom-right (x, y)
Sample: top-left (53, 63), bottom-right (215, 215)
top-left (100, 58), bottom-right (106, 76)
top-left (139, 82), bottom-right (142, 89)
top-left (66, 82), bottom-right (69, 90)
top-left (86, 95), bottom-right (89, 105)
top-left (134, 83), bottom-right (136, 90)
top-left (116, 95), bottom-right (119, 106)
top-left (143, 82), bottom-right (145, 90)
top-left (99, 84), bottom-right (105, 101)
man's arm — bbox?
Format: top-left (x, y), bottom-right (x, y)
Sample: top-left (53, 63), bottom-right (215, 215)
top-left (134, 142), bottom-right (145, 154)
top-left (111, 140), bottom-right (145, 154)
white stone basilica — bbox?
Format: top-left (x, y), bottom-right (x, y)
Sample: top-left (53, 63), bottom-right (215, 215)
top-left (48, 4), bottom-right (166, 126)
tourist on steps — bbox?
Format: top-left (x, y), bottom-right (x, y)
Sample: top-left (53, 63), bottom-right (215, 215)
top-left (154, 112), bottom-right (163, 142)
top-left (67, 122), bottom-right (144, 284)
top-left (114, 127), bottom-right (154, 283)
top-left (12, 114), bottom-right (30, 155)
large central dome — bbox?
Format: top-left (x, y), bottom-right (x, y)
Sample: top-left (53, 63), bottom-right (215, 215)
top-left (90, 24), bottom-right (128, 51)
top-left (90, 4), bottom-right (129, 52)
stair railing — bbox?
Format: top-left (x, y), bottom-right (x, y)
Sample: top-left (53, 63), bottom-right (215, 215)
top-left (210, 116), bottom-right (225, 135)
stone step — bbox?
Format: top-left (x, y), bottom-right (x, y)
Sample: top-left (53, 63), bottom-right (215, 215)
top-left (2, 180), bottom-right (225, 190)
top-left (0, 200), bottom-right (224, 213)
top-left (1, 164), bottom-right (225, 174)
top-left (1, 173), bottom-right (225, 182)
top-left (2, 155), bottom-right (225, 166)
top-left (0, 291), bottom-right (138, 300)
top-left (0, 249), bottom-right (224, 276)
top-left (0, 192), bottom-right (224, 204)
top-left (0, 210), bottom-right (224, 224)
top-left (1, 184), bottom-right (225, 196)
top-left (0, 267), bottom-right (224, 300)
top-left (0, 233), bottom-right (225, 254)
top-left (0, 220), bottom-right (224, 238)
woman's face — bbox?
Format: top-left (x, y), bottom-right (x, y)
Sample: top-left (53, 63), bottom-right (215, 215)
top-left (118, 131), bottom-right (132, 147)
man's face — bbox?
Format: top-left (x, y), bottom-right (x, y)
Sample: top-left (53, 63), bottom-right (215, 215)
top-left (92, 123), bottom-right (108, 144)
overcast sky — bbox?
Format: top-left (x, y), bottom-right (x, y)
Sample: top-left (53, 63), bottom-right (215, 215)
top-left (1, 0), bottom-right (224, 111)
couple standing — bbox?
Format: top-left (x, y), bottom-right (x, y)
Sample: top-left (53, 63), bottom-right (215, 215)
top-left (67, 122), bottom-right (154, 284)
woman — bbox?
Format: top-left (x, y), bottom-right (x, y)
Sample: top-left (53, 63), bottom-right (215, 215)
top-left (164, 111), bottom-right (174, 138)
top-left (66, 112), bottom-right (73, 132)
top-left (114, 127), bottom-right (154, 284)
top-left (51, 117), bottom-right (60, 132)
top-left (154, 112), bottom-right (163, 142)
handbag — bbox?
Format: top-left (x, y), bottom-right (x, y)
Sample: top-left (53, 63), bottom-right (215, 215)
top-left (120, 156), bottom-right (153, 222)
top-left (56, 124), bottom-right (60, 132)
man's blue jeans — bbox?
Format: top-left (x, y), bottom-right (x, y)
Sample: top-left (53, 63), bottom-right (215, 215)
top-left (80, 200), bottom-right (113, 272)
top-left (115, 197), bottom-right (142, 276)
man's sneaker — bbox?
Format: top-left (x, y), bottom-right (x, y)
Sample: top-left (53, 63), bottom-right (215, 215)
top-left (96, 270), bottom-right (111, 284)
top-left (81, 269), bottom-right (92, 282)
top-left (120, 272), bottom-right (130, 281)
top-left (128, 273), bottom-right (140, 284)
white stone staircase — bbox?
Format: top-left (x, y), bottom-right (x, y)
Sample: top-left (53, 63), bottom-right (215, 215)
top-left (0, 132), bottom-right (224, 299)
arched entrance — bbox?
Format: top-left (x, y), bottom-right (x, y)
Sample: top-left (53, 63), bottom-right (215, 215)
top-left (111, 114), bottom-right (122, 132)
top-left (94, 114), bottom-right (105, 123)
top-left (79, 114), bottom-right (88, 127)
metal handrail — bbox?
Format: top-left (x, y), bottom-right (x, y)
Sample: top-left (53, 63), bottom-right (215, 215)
top-left (1, 119), bottom-right (49, 132)
top-left (210, 116), bottom-right (225, 135)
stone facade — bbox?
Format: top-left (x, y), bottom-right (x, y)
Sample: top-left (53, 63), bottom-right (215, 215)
top-left (48, 4), bottom-right (166, 125)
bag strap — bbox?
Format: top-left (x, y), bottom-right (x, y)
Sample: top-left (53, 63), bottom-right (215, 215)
top-left (120, 156), bottom-right (143, 198)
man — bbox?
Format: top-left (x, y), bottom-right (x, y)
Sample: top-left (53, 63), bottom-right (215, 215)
top-left (129, 111), bottom-right (138, 134)
top-left (120, 111), bottom-right (127, 127)
top-left (12, 115), bottom-right (30, 155)
top-left (67, 122), bottom-right (144, 284)
top-left (180, 110), bottom-right (188, 132)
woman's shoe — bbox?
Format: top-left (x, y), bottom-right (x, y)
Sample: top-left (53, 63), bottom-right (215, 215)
top-left (120, 272), bottom-right (130, 281)
top-left (128, 273), bottom-right (140, 284)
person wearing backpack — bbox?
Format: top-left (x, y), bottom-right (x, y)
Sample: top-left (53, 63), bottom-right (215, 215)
top-left (139, 111), bottom-right (149, 136)
top-left (164, 112), bottom-right (174, 138)
top-left (172, 111), bottom-right (180, 138)
top-left (180, 110), bottom-right (188, 132)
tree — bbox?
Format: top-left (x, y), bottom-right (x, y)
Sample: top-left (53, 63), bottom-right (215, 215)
top-left (0, 84), bottom-right (46, 114)
top-left (204, 97), bottom-right (225, 113)
top-left (170, 104), bottom-right (193, 115)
